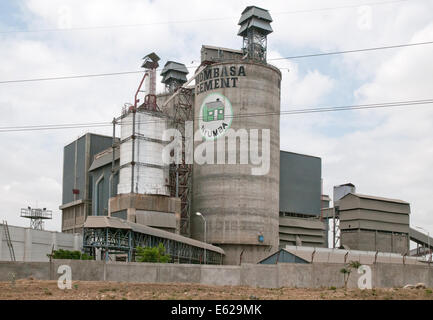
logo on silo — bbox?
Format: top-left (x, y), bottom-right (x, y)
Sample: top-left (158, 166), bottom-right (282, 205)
top-left (199, 93), bottom-right (233, 140)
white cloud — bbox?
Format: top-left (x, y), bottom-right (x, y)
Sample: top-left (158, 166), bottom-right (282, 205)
top-left (280, 21), bottom-right (433, 237)
top-left (289, 69), bottom-right (335, 106)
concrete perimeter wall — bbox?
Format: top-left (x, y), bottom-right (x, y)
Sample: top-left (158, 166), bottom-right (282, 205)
top-left (0, 225), bottom-right (82, 262)
top-left (0, 261), bottom-right (431, 289)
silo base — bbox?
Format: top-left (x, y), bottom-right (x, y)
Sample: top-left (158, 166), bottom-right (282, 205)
top-left (219, 244), bottom-right (277, 265)
top-left (108, 193), bottom-right (181, 234)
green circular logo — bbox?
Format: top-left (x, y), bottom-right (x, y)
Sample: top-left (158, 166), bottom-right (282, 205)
top-left (199, 93), bottom-right (233, 140)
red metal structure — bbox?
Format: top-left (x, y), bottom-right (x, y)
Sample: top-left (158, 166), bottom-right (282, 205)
top-left (134, 52), bottom-right (160, 111)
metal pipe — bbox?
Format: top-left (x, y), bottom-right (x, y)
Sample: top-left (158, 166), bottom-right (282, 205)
top-left (415, 226), bottom-right (431, 261)
top-left (320, 178), bottom-right (323, 221)
top-left (111, 117), bottom-right (116, 197)
top-left (128, 230), bottom-right (132, 262)
top-left (74, 139), bottom-right (78, 201)
top-left (105, 228), bottom-right (109, 262)
top-left (196, 212), bottom-right (206, 264)
top-left (204, 219), bottom-right (206, 264)
top-left (332, 208), bottom-right (336, 249)
top-left (176, 164), bottom-right (179, 197)
top-left (134, 73), bottom-right (148, 108)
top-left (131, 110), bottom-right (136, 193)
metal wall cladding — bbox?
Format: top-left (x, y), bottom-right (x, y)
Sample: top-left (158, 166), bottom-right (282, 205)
top-left (192, 62), bottom-right (281, 250)
top-left (279, 151), bottom-right (322, 216)
top-left (62, 135), bottom-right (86, 204)
top-left (62, 134), bottom-right (112, 205)
top-left (117, 111), bottom-right (169, 196)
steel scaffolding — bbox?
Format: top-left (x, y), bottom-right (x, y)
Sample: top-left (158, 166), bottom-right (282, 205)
top-left (82, 226), bottom-right (223, 264)
top-left (168, 87), bottom-right (194, 237)
top-left (20, 207), bottom-right (52, 230)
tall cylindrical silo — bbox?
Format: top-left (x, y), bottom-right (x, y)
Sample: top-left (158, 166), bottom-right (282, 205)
top-left (192, 61), bottom-right (281, 264)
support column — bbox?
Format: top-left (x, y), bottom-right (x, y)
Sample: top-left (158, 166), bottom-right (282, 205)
top-left (51, 231), bottom-right (58, 252)
top-left (391, 232), bottom-right (394, 253)
top-left (128, 230), bottom-right (133, 262)
top-left (127, 208), bottom-right (137, 223)
top-left (24, 228), bottom-right (32, 261)
top-left (0, 225), bottom-right (3, 260)
top-left (74, 233), bottom-right (80, 251)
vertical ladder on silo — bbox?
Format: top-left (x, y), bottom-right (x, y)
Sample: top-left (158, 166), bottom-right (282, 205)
top-left (2, 220), bottom-right (16, 261)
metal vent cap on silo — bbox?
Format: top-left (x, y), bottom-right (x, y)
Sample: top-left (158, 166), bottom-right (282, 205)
top-left (161, 61), bottom-right (189, 92)
top-left (237, 6), bottom-right (273, 37)
top-left (237, 6), bottom-right (273, 62)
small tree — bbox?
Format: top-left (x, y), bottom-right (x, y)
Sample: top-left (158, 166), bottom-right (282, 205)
top-left (136, 243), bottom-right (171, 263)
top-left (340, 260), bottom-right (362, 290)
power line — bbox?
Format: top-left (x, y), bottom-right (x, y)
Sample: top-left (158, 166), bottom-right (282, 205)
top-left (270, 41), bottom-right (433, 60)
top-left (0, 70), bottom-right (146, 84)
top-left (276, 0), bottom-right (413, 15)
top-left (0, 0), bottom-right (415, 34)
top-left (1, 39), bottom-right (432, 84)
top-left (0, 121), bottom-right (109, 130)
top-left (1, 98), bottom-right (432, 132)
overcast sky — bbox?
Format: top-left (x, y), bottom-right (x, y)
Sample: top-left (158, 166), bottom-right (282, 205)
top-left (0, 0), bottom-right (432, 241)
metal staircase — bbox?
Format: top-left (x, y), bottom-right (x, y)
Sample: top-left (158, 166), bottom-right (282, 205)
top-left (2, 220), bottom-right (16, 261)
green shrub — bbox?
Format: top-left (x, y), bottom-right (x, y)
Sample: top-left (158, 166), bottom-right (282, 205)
top-left (135, 243), bottom-right (170, 263)
top-left (48, 249), bottom-right (93, 260)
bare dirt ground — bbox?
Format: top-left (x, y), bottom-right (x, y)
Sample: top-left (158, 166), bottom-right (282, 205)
top-left (0, 279), bottom-right (432, 300)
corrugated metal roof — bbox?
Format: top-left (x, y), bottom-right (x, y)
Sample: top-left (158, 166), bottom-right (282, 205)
top-left (201, 45), bottom-right (243, 54)
top-left (238, 6), bottom-right (272, 25)
top-left (238, 17), bottom-right (273, 36)
top-left (89, 148), bottom-right (119, 172)
top-left (409, 227), bottom-right (433, 249)
top-left (281, 245), bottom-right (426, 265)
top-left (161, 70), bottom-right (188, 83)
top-left (84, 216), bottom-right (225, 254)
top-left (342, 193), bottom-right (409, 204)
top-left (142, 52), bottom-right (160, 62)
top-left (161, 61), bottom-right (189, 76)
top-left (128, 221), bottom-right (224, 254)
top-left (85, 216), bottom-right (130, 229)
top-left (259, 249), bottom-right (309, 264)
top-left (335, 182), bottom-right (355, 188)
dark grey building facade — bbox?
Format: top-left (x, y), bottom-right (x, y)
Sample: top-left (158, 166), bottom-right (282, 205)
top-left (279, 151), bottom-right (322, 216)
top-left (279, 151), bottom-right (327, 248)
top-left (60, 133), bottom-right (113, 233)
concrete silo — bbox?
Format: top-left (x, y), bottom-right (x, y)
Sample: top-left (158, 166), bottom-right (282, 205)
top-left (192, 6), bottom-right (281, 264)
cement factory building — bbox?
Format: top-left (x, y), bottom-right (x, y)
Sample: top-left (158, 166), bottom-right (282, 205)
top-left (55, 5), bottom-right (432, 265)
